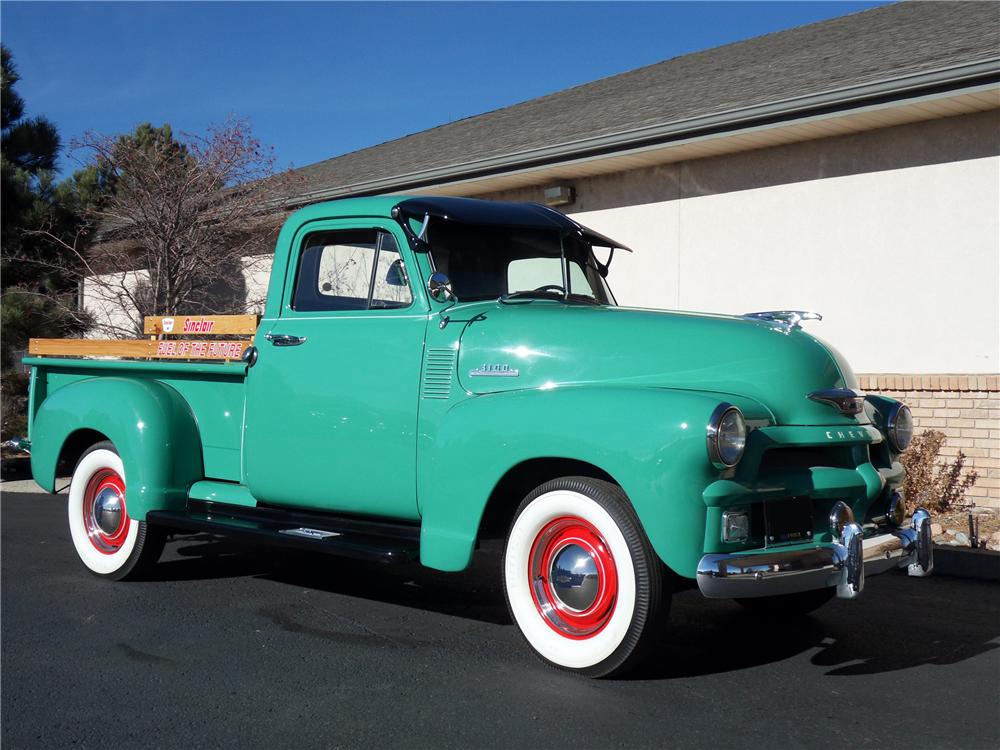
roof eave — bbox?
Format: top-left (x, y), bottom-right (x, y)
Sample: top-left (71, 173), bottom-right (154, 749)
top-left (295, 57), bottom-right (1000, 204)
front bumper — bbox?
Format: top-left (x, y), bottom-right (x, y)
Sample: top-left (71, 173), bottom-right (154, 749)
top-left (697, 509), bottom-right (933, 600)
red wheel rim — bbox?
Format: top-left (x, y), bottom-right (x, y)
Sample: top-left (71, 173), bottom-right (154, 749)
top-left (528, 516), bottom-right (618, 639)
top-left (82, 468), bottom-right (130, 554)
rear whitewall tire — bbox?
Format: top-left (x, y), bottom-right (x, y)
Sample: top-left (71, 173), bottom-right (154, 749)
top-left (502, 478), bottom-right (666, 678)
top-left (68, 442), bottom-right (164, 580)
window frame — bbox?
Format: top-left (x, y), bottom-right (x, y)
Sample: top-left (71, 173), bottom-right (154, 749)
top-left (285, 225), bottom-right (416, 315)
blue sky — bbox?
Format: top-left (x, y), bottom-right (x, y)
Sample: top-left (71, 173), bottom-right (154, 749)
top-left (2, 1), bottom-right (885, 176)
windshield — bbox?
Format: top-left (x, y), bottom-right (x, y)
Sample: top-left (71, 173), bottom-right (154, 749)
top-left (425, 221), bottom-right (615, 304)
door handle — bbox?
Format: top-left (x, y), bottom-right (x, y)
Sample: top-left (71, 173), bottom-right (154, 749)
top-left (265, 332), bottom-right (307, 347)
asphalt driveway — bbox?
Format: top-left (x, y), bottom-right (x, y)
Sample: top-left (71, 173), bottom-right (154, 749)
top-left (3, 487), bottom-right (999, 749)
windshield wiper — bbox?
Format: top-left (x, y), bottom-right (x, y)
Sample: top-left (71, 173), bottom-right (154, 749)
top-left (498, 291), bottom-right (562, 304)
top-left (498, 291), bottom-right (600, 305)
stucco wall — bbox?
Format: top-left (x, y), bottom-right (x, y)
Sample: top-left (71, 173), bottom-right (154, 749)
top-left (81, 269), bottom-right (150, 338)
top-left (480, 110), bottom-right (1000, 506)
top-left (483, 111), bottom-right (1000, 375)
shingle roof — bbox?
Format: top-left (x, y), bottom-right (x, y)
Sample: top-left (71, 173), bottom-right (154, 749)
top-left (291, 2), bottom-right (999, 200)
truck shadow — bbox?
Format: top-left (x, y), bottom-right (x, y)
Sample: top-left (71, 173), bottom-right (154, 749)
top-left (637, 578), bottom-right (1000, 680)
top-left (157, 533), bottom-right (1000, 680)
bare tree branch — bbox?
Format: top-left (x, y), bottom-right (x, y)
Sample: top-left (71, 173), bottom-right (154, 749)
top-left (13, 118), bottom-right (296, 338)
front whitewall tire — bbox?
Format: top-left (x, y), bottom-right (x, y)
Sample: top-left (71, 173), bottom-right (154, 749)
top-left (502, 477), bottom-right (667, 678)
top-left (505, 490), bottom-right (636, 669)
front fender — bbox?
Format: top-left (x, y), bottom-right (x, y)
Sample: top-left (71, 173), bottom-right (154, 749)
top-left (30, 377), bottom-right (204, 519)
top-left (417, 386), bottom-right (728, 575)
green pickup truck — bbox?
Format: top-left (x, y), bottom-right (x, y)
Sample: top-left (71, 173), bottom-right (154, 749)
top-left (25, 195), bottom-right (932, 677)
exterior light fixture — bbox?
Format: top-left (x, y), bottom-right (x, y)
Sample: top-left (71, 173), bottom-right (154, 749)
top-left (543, 185), bottom-right (575, 207)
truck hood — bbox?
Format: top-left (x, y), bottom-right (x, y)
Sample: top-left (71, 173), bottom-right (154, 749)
top-left (453, 301), bottom-right (864, 426)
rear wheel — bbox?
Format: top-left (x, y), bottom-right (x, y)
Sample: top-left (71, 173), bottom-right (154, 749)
top-left (736, 587), bottom-right (835, 617)
top-left (502, 477), bottom-right (667, 678)
top-left (67, 441), bottom-right (165, 580)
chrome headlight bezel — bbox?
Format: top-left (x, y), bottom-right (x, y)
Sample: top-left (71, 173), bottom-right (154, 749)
top-left (707, 403), bottom-right (747, 469)
top-left (886, 402), bottom-right (913, 452)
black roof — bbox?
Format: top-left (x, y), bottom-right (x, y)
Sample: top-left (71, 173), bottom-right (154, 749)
top-left (292, 2), bottom-right (999, 201)
top-left (393, 196), bottom-right (633, 251)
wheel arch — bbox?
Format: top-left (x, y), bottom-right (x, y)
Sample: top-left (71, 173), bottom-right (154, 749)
top-left (56, 428), bottom-right (111, 477)
top-left (30, 376), bottom-right (204, 518)
top-left (417, 385), bottom-right (725, 574)
top-left (477, 457), bottom-right (617, 541)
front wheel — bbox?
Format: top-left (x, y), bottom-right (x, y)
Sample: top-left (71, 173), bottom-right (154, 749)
top-left (67, 441), bottom-right (165, 580)
top-left (502, 477), bottom-right (668, 678)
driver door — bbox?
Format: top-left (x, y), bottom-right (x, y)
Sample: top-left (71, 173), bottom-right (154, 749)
top-left (243, 220), bottom-right (425, 520)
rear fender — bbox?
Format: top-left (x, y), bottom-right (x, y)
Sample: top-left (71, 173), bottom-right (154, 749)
top-left (30, 377), bottom-right (203, 519)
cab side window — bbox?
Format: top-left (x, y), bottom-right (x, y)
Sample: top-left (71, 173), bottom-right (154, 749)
top-left (293, 230), bottom-right (412, 312)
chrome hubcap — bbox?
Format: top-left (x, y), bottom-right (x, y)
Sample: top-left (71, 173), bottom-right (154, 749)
top-left (528, 516), bottom-right (618, 639)
top-left (82, 467), bottom-right (130, 554)
top-left (93, 487), bottom-right (123, 536)
top-left (550, 543), bottom-right (600, 611)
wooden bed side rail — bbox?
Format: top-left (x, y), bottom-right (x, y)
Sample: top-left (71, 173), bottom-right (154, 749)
top-left (28, 338), bottom-right (251, 361)
top-left (27, 314), bottom-right (259, 362)
top-left (143, 315), bottom-right (260, 336)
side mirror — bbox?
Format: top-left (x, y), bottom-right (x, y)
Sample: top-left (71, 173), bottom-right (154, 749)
top-left (427, 272), bottom-right (455, 302)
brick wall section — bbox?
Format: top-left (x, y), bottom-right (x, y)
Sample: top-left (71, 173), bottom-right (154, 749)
top-left (858, 374), bottom-right (1000, 508)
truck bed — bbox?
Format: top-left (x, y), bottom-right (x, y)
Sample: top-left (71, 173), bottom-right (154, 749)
top-left (25, 357), bottom-right (248, 482)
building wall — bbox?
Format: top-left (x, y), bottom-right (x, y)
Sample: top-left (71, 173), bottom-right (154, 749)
top-left (81, 111), bottom-right (999, 505)
top-left (857, 374), bottom-right (1000, 505)
top-left (481, 111), bottom-right (1000, 505)
top-left (483, 111), bottom-right (1000, 374)
top-left (81, 269), bottom-right (150, 338)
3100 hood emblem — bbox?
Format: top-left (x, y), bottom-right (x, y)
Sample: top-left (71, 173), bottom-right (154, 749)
top-left (469, 363), bottom-right (519, 377)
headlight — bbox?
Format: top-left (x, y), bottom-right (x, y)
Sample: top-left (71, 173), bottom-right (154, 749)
top-left (887, 403), bottom-right (913, 452)
top-left (707, 404), bottom-right (746, 468)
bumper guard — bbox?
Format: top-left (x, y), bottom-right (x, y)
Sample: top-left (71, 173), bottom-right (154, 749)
top-left (697, 509), bottom-right (934, 600)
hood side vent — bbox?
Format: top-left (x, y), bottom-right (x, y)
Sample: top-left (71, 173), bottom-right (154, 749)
top-left (422, 348), bottom-right (457, 400)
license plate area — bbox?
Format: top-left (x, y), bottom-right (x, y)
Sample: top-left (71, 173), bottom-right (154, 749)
top-left (764, 497), bottom-right (813, 546)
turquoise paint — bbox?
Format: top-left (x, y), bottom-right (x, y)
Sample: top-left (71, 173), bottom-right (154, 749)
top-left (243, 217), bottom-right (425, 520)
top-left (188, 480), bottom-right (257, 507)
top-left (29, 376), bottom-right (203, 519)
top-left (27, 358), bottom-right (246, 482)
top-left (26, 195), bottom-right (908, 579)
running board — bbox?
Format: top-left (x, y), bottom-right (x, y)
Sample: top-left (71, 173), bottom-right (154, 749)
top-left (147, 501), bottom-right (420, 564)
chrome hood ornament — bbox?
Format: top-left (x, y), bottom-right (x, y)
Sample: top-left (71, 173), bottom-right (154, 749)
top-left (808, 388), bottom-right (865, 416)
top-left (743, 310), bottom-right (822, 331)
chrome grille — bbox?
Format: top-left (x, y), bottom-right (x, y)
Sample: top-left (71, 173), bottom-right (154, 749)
top-left (422, 348), bottom-right (457, 399)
